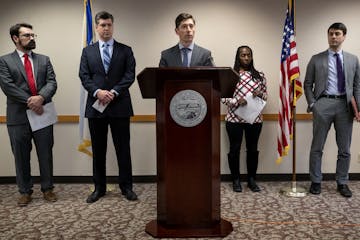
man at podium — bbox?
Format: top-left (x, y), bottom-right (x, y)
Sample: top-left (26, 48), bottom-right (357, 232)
top-left (159, 13), bottom-right (215, 67)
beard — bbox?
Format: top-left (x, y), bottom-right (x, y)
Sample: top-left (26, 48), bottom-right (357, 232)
top-left (23, 40), bottom-right (36, 51)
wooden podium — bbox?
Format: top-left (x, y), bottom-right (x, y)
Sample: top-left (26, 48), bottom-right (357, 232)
top-left (137, 67), bottom-right (238, 238)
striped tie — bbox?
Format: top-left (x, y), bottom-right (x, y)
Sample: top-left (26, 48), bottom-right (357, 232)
top-left (103, 43), bottom-right (111, 73)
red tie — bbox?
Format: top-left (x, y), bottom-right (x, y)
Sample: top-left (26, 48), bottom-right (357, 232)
top-left (23, 53), bottom-right (37, 96)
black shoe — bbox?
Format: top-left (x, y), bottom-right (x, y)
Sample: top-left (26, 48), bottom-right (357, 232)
top-left (337, 184), bottom-right (352, 198)
top-left (309, 182), bottom-right (321, 195)
top-left (248, 179), bottom-right (261, 192)
top-left (86, 190), bottom-right (106, 203)
top-left (232, 179), bottom-right (242, 192)
top-left (122, 189), bottom-right (138, 201)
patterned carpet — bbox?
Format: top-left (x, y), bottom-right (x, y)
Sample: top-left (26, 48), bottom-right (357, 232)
top-left (0, 181), bottom-right (359, 240)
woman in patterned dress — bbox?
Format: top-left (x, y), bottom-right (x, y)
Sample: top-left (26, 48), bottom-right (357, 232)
top-left (222, 46), bottom-right (268, 192)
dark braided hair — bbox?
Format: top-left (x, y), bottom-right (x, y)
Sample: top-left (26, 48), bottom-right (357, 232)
top-left (233, 45), bottom-right (262, 80)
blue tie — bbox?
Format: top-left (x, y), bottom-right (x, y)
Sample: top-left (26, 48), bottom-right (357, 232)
top-left (103, 43), bottom-right (111, 73)
top-left (334, 53), bottom-right (345, 92)
top-left (182, 48), bottom-right (189, 67)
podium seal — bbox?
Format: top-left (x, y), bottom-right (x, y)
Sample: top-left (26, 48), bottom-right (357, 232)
top-left (169, 90), bottom-right (207, 127)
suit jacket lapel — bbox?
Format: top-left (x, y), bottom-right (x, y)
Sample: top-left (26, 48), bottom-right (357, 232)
top-left (320, 51), bottom-right (329, 93)
top-left (174, 45), bottom-right (182, 66)
top-left (109, 41), bottom-right (119, 73)
top-left (190, 44), bottom-right (199, 67)
top-left (32, 53), bottom-right (39, 81)
top-left (11, 51), bottom-right (27, 81)
top-left (343, 52), bottom-right (350, 86)
top-left (93, 42), bottom-right (105, 73)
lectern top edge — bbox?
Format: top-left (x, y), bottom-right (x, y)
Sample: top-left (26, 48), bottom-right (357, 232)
top-left (137, 67), bottom-right (239, 99)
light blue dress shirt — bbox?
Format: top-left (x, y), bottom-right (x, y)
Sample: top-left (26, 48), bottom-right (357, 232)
top-left (94, 38), bottom-right (118, 97)
top-left (99, 38), bottom-right (114, 63)
top-left (326, 49), bottom-right (345, 95)
top-left (179, 42), bottom-right (194, 67)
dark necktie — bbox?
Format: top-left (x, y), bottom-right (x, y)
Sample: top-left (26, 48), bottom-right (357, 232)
top-left (334, 53), bottom-right (345, 92)
top-left (23, 53), bottom-right (37, 96)
top-left (103, 43), bottom-right (111, 73)
top-left (182, 48), bottom-right (190, 67)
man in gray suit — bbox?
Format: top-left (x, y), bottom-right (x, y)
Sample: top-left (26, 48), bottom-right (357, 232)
top-left (0, 23), bottom-right (57, 206)
top-left (159, 13), bottom-right (215, 67)
top-left (304, 22), bottom-right (360, 198)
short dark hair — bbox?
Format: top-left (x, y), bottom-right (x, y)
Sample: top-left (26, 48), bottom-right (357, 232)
top-left (175, 13), bottom-right (195, 28)
top-left (328, 22), bottom-right (347, 35)
top-left (9, 23), bottom-right (33, 44)
top-left (95, 11), bottom-right (114, 25)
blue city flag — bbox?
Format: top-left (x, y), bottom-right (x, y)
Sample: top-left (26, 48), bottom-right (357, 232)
top-left (78, 0), bottom-right (95, 156)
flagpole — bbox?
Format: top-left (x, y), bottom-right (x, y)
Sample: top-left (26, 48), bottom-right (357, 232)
top-left (280, 83), bottom-right (306, 197)
top-left (292, 0), bottom-right (297, 187)
top-left (292, 81), bottom-right (296, 186)
top-left (280, 0), bottom-right (306, 197)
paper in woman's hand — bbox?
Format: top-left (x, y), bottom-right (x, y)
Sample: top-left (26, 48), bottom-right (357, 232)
top-left (234, 93), bottom-right (266, 124)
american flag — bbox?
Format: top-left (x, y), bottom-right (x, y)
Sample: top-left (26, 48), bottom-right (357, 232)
top-left (277, 0), bottom-right (302, 164)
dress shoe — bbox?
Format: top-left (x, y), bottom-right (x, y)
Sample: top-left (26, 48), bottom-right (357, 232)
top-left (86, 190), bottom-right (106, 203)
top-left (248, 178), bottom-right (261, 192)
top-left (309, 182), bottom-right (321, 195)
top-left (337, 184), bottom-right (352, 198)
top-left (17, 193), bottom-right (32, 207)
top-left (232, 179), bottom-right (242, 192)
top-left (43, 190), bottom-right (57, 202)
top-left (122, 189), bottom-right (138, 201)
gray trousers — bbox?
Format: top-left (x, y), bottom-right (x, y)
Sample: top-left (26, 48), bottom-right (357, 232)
top-left (7, 123), bottom-right (54, 194)
top-left (309, 97), bottom-right (353, 184)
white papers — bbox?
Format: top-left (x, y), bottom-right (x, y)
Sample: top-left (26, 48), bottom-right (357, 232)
top-left (92, 99), bottom-right (109, 113)
top-left (234, 94), bottom-right (266, 124)
top-left (26, 102), bottom-right (58, 132)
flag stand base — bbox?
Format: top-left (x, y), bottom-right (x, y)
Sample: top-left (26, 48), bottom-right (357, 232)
top-left (280, 182), bottom-right (307, 197)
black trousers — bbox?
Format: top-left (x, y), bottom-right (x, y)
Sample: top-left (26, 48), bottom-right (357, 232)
top-left (225, 121), bottom-right (262, 180)
top-left (88, 117), bottom-right (133, 192)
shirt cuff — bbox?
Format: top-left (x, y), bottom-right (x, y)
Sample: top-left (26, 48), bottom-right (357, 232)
top-left (93, 89), bottom-right (100, 98)
top-left (110, 89), bottom-right (119, 97)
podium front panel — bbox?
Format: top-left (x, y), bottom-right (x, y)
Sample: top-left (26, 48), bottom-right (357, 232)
top-left (156, 78), bottom-right (220, 227)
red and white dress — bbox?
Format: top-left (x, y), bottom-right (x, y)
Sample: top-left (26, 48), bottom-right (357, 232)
top-left (222, 71), bottom-right (267, 123)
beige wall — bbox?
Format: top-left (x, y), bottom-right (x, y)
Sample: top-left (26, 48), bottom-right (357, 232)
top-left (1, 0), bottom-right (360, 177)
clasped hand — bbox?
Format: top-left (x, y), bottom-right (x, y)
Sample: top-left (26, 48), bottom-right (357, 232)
top-left (252, 90), bottom-right (262, 98)
top-left (96, 90), bottom-right (114, 105)
top-left (355, 113), bottom-right (360, 122)
top-left (27, 95), bottom-right (44, 115)
top-left (238, 98), bottom-right (247, 106)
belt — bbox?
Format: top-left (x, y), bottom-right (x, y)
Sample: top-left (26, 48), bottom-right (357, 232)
top-left (320, 94), bottom-right (346, 99)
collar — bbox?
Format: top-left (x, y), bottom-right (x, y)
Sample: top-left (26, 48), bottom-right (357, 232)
top-left (99, 38), bottom-right (114, 47)
top-left (328, 48), bottom-right (343, 56)
top-left (16, 49), bottom-right (33, 58)
top-left (179, 42), bottom-right (194, 51)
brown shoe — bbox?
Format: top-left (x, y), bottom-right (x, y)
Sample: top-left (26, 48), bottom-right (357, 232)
top-left (43, 190), bottom-right (57, 202)
top-left (17, 194), bottom-right (32, 207)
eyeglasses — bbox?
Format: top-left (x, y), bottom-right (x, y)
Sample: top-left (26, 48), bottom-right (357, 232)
top-left (20, 33), bottom-right (37, 38)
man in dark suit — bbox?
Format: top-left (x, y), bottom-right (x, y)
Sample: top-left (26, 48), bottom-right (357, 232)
top-left (79, 11), bottom-right (137, 203)
top-left (159, 13), bottom-right (215, 67)
top-left (0, 23), bottom-right (57, 206)
top-left (304, 22), bottom-right (360, 198)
